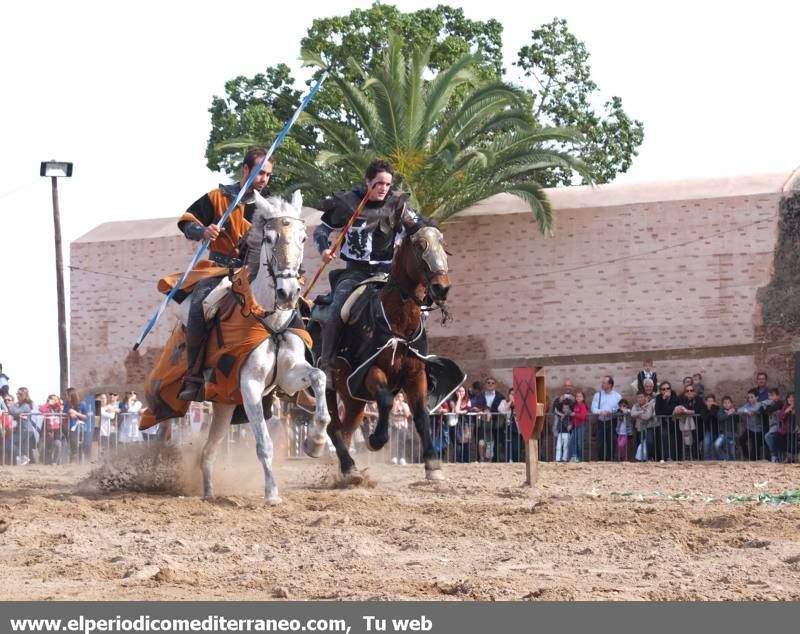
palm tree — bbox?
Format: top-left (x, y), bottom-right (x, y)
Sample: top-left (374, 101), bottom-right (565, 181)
top-left (296, 34), bottom-right (589, 233)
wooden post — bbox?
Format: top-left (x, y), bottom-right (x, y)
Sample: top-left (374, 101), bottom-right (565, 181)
top-left (51, 176), bottom-right (69, 397)
top-left (525, 437), bottom-right (539, 486)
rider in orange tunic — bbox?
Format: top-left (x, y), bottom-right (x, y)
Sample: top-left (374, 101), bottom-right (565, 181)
top-left (175, 148), bottom-right (274, 401)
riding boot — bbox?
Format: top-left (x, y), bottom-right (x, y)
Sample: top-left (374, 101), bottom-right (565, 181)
top-left (178, 330), bottom-right (208, 401)
top-left (317, 317), bottom-right (342, 390)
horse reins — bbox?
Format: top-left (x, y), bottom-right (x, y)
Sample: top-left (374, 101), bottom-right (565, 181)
top-left (233, 216), bottom-right (306, 388)
top-left (302, 184), bottom-right (375, 299)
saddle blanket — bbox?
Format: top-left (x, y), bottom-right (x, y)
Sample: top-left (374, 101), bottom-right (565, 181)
top-left (139, 278), bottom-right (311, 431)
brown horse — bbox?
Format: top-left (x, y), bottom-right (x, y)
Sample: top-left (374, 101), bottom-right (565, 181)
top-left (309, 226), bottom-right (454, 483)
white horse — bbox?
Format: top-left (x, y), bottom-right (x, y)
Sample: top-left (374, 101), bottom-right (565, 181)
top-left (175, 190), bottom-right (329, 504)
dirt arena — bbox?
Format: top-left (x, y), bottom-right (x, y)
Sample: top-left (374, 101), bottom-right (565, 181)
top-left (1, 444), bottom-right (799, 601)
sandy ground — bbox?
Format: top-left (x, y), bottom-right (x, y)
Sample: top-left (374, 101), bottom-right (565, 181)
top-left (1, 444), bottom-right (799, 601)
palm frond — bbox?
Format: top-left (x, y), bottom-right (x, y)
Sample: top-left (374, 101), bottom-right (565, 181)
top-left (431, 82), bottom-right (526, 151)
top-left (212, 136), bottom-right (258, 152)
top-left (299, 48), bottom-right (327, 70)
top-left (405, 44), bottom-right (431, 150)
top-left (418, 53), bottom-right (479, 143)
top-left (282, 37), bottom-right (589, 234)
top-left (326, 75), bottom-right (385, 148)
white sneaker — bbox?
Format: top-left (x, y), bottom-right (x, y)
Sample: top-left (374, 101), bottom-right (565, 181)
top-left (391, 457), bottom-right (398, 465)
top-left (399, 458), bottom-right (406, 466)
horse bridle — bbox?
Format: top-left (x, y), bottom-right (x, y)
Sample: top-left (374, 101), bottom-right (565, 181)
top-left (409, 229), bottom-right (447, 302)
top-left (259, 216), bottom-right (306, 312)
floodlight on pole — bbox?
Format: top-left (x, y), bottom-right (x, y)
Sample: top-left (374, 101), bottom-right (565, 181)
top-left (40, 160), bottom-right (73, 398)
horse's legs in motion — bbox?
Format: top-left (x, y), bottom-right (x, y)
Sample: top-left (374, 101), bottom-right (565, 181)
top-left (241, 376), bottom-right (282, 505)
top-left (324, 390), bottom-right (364, 483)
top-left (365, 370), bottom-right (393, 451)
top-left (275, 333), bottom-right (330, 457)
top-left (200, 403), bottom-right (235, 498)
top-left (325, 390), bottom-right (353, 476)
top-left (157, 421), bottom-right (173, 443)
top-left (404, 366), bottom-right (444, 481)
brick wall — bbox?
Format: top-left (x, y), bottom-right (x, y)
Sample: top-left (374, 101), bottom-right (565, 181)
top-left (70, 232), bottom-right (195, 393)
top-left (424, 192), bottom-right (785, 397)
top-left (69, 175), bottom-right (791, 403)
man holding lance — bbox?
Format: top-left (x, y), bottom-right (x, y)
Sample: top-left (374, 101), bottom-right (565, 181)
top-left (175, 148), bottom-right (274, 401)
top-left (312, 159), bottom-right (429, 387)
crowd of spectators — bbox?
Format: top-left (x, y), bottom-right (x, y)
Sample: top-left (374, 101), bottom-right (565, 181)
top-left (2, 360), bottom-right (798, 467)
top-left (0, 370), bottom-right (149, 465)
top-left (359, 377), bottom-right (522, 465)
top-left (356, 363), bottom-right (798, 465)
top-left (547, 365), bottom-right (798, 464)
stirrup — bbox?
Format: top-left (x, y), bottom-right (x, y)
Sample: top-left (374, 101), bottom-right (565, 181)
top-left (177, 376), bottom-right (204, 401)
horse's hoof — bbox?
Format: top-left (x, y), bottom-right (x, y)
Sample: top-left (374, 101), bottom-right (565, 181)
top-left (303, 436), bottom-right (327, 459)
top-left (367, 433), bottom-right (389, 451)
top-left (343, 470), bottom-right (364, 486)
top-left (265, 495), bottom-right (283, 506)
top-left (426, 469), bottom-right (445, 481)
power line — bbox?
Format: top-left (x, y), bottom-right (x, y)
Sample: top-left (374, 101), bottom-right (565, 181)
top-left (0, 179), bottom-right (38, 201)
top-left (67, 265), bottom-right (155, 284)
top-left (68, 211), bottom-right (779, 291)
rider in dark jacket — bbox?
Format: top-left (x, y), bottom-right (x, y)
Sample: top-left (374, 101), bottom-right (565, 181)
top-left (313, 159), bottom-right (427, 385)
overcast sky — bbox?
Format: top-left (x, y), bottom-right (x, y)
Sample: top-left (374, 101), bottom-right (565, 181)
top-left (1, 0), bottom-right (797, 400)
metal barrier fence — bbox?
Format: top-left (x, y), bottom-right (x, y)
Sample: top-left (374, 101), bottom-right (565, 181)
top-left (2, 410), bottom-right (798, 467)
top-left (286, 411), bottom-right (799, 465)
top-left (535, 412), bottom-right (799, 464)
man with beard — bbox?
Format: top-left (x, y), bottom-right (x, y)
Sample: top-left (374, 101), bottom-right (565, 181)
top-left (175, 148), bottom-right (274, 401)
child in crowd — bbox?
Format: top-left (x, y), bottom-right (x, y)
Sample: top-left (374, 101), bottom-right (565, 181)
top-left (616, 398), bottom-right (632, 460)
top-left (39, 394), bottom-right (65, 465)
top-left (636, 360), bottom-right (658, 393)
top-left (703, 394), bottom-right (719, 460)
top-left (777, 393), bottom-right (796, 461)
top-left (715, 396), bottom-right (738, 460)
top-left (390, 392), bottom-right (411, 465)
top-left (569, 391), bottom-right (588, 462)
top-left (693, 373), bottom-right (705, 399)
top-left (738, 388), bottom-right (765, 461)
top-left (631, 391), bottom-right (656, 461)
top-left (763, 388), bottom-right (784, 463)
top-left (554, 400), bottom-right (572, 462)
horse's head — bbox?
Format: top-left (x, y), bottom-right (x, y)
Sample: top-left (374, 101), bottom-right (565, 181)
top-left (247, 190), bottom-right (307, 310)
top-left (405, 225), bottom-right (451, 304)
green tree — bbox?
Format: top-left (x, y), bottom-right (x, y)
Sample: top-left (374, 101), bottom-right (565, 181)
top-left (301, 3), bottom-right (503, 128)
top-left (298, 35), bottom-right (586, 232)
top-left (205, 64), bottom-right (311, 193)
top-left (205, 3), bottom-right (503, 185)
top-left (205, 5), bottom-right (643, 228)
top-left (516, 18), bottom-right (645, 186)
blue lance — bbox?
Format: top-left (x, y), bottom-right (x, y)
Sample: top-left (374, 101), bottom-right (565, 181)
top-left (133, 71), bottom-right (328, 350)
